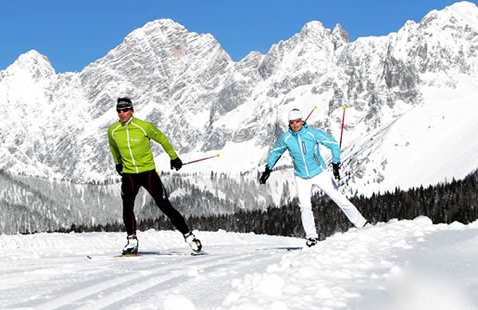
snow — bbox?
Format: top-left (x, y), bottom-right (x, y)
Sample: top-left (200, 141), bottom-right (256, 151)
top-left (1, 217), bottom-right (477, 309)
top-left (1, 2), bottom-right (478, 201)
top-left (342, 76), bottom-right (478, 197)
top-left (1, 3), bottom-right (478, 307)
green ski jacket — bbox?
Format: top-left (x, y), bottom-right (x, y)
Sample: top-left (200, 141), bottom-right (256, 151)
top-left (108, 116), bottom-right (178, 174)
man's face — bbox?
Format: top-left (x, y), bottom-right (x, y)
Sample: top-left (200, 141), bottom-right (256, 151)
top-left (117, 107), bottom-right (133, 123)
top-left (289, 119), bottom-right (303, 132)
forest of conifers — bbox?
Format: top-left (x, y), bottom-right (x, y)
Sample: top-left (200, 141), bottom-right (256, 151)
top-left (65, 169), bottom-right (478, 241)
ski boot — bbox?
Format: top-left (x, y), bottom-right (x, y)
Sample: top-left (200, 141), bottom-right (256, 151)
top-left (122, 234), bottom-right (138, 255)
top-left (184, 231), bottom-right (202, 253)
top-left (305, 237), bottom-right (319, 248)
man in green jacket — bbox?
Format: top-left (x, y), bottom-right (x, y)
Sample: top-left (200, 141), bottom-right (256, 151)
top-left (108, 97), bottom-right (202, 254)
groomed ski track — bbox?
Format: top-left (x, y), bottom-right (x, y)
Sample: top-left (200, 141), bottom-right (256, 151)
top-left (2, 231), bottom-right (303, 309)
top-left (3, 219), bottom-right (478, 309)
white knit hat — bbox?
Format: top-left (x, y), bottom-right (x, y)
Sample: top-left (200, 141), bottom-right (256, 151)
top-left (288, 109), bottom-right (303, 121)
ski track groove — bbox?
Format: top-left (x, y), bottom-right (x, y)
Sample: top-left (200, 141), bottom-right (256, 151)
top-left (74, 252), bottom-right (267, 310)
top-left (28, 250), bottom-right (266, 310)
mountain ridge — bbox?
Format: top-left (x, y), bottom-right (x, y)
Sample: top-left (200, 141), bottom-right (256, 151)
top-left (1, 1), bottom-right (477, 199)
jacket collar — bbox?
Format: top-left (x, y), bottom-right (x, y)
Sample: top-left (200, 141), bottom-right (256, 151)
top-left (121, 116), bottom-right (134, 126)
top-left (289, 122), bottom-right (309, 136)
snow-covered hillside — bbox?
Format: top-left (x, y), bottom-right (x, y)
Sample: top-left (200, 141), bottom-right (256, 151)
top-left (1, 217), bottom-right (477, 309)
top-left (1, 2), bottom-right (478, 235)
top-left (1, 2), bottom-right (477, 197)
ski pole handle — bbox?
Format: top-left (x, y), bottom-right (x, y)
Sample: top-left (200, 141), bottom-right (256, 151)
top-left (304, 106), bottom-right (317, 122)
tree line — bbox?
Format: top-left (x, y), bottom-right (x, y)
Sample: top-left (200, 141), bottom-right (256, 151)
top-left (0, 169), bottom-right (272, 234)
top-left (59, 169), bottom-right (478, 241)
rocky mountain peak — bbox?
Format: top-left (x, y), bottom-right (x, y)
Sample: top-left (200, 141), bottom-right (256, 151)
top-left (5, 50), bottom-right (55, 80)
top-left (332, 23), bottom-right (350, 49)
top-left (420, 1), bottom-right (478, 31)
top-left (1, 2), bottom-right (477, 198)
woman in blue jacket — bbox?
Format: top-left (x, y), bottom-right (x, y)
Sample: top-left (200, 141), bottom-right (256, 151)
top-left (260, 108), bottom-right (367, 247)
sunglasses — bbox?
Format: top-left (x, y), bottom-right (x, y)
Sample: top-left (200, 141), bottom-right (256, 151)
top-left (289, 119), bottom-right (302, 125)
top-left (117, 108), bottom-right (132, 113)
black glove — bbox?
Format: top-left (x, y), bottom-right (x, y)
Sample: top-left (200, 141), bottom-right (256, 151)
top-left (259, 166), bottom-right (272, 184)
top-left (332, 162), bottom-right (341, 181)
top-left (171, 157), bottom-right (183, 171)
top-left (115, 164), bottom-right (123, 176)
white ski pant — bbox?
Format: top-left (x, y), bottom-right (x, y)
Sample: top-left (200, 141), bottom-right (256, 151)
top-left (295, 171), bottom-right (367, 239)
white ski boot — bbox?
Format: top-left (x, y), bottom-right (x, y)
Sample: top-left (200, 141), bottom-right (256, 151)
top-left (122, 234), bottom-right (138, 255)
top-left (184, 231), bottom-right (202, 253)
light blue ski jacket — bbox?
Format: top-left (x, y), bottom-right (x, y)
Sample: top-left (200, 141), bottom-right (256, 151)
top-left (266, 123), bottom-right (341, 179)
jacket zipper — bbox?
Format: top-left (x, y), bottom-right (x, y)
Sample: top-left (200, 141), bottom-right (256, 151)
top-left (125, 124), bottom-right (139, 173)
top-left (297, 135), bottom-right (309, 177)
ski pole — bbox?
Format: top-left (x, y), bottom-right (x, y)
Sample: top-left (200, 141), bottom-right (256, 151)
top-left (183, 153), bottom-right (220, 165)
top-left (304, 106), bottom-right (317, 122)
top-left (339, 104), bottom-right (346, 149)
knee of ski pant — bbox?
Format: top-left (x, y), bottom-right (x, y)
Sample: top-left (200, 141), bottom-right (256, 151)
top-left (299, 203), bottom-right (313, 213)
top-left (121, 189), bottom-right (136, 205)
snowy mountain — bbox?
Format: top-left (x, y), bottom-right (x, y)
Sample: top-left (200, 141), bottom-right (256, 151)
top-left (1, 217), bottom-right (477, 309)
top-left (1, 3), bottom-right (478, 203)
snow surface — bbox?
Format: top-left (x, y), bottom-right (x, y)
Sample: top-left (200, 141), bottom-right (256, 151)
top-left (1, 216), bottom-right (477, 309)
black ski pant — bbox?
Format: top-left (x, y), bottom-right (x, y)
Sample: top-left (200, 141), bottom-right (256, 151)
top-left (121, 170), bottom-right (189, 236)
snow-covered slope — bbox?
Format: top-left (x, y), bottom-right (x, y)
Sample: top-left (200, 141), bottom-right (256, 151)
top-left (1, 217), bottom-right (477, 309)
top-left (1, 1), bottom-right (478, 198)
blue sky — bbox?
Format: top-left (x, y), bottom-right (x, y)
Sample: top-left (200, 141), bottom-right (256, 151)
top-left (0, 0), bottom-right (471, 73)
